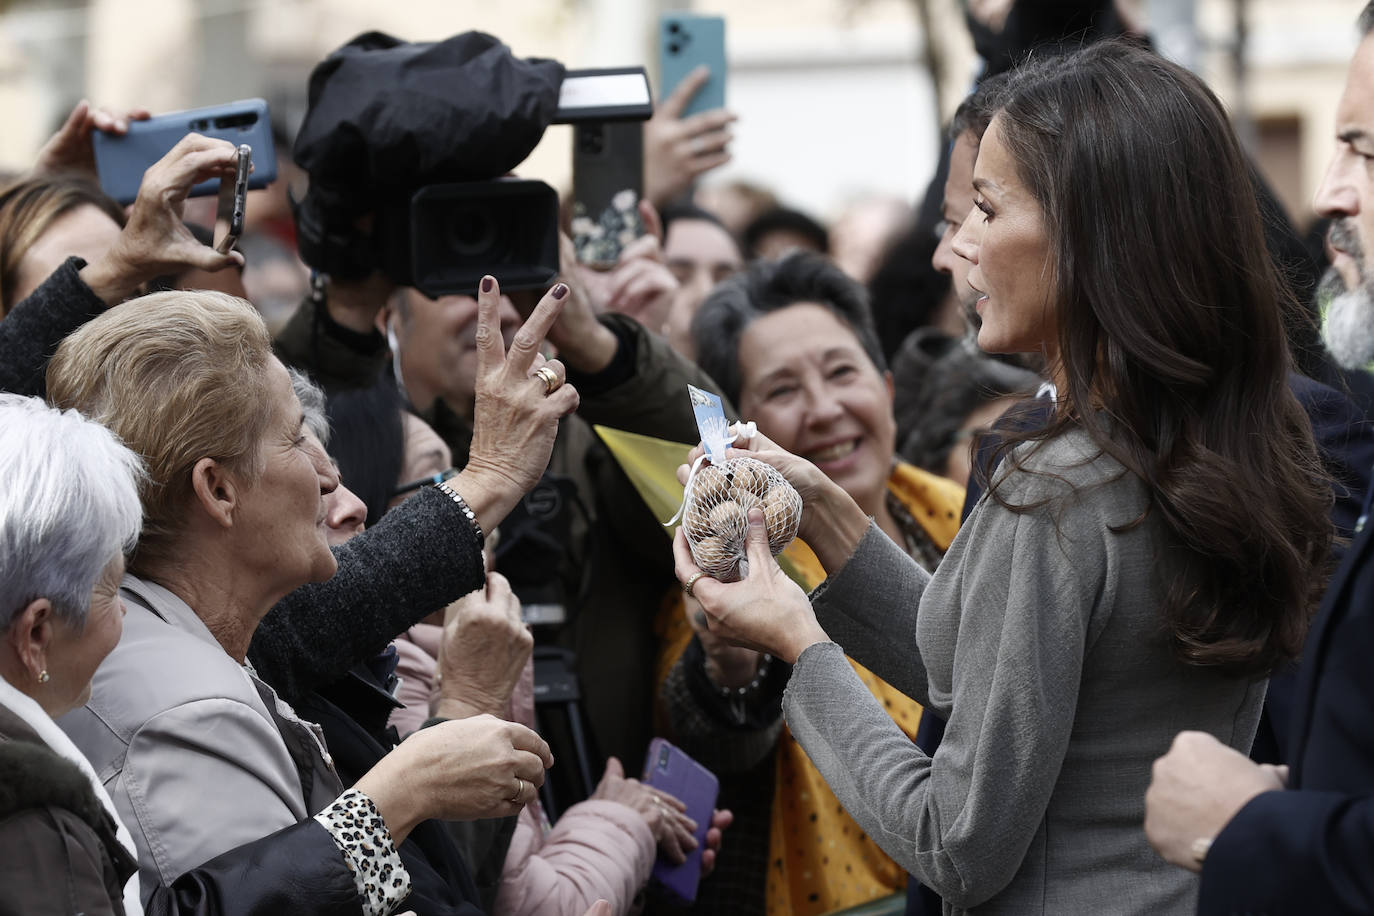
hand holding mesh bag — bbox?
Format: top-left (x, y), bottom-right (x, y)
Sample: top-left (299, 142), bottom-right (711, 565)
top-left (681, 456), bottom-right (802, 582)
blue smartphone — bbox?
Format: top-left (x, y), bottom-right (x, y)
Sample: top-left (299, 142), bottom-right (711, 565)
top-left (643, 738), bottom-right (719, 905)
top-left (658, 13), bottom-right (726, 118)
top-left (92, 99), bottom-right (277, 205)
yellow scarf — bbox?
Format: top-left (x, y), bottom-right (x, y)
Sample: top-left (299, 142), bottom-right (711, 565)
top-left (653, 462), bottom-right (965, 915)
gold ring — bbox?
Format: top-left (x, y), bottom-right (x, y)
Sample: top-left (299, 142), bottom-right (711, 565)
top-left (683, 571), bottom-right (707, 598)
top-left (509, 777), bottom-right (524, 803)
top-left (534, 365), bottom-right (561, 395)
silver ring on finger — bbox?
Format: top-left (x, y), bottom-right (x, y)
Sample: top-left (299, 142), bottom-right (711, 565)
top-left (534, 365), bottom-right (562, 396)
top-left (509, 777), bottom-right (524, 803)
top-left (683, 571), bottom-right (707, 598)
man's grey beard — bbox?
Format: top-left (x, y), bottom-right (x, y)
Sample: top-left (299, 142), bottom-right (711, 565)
top-left (1320, 270), bottom-right (1374, 370)
top-left (1318, 217), bottom-right (1374, 370)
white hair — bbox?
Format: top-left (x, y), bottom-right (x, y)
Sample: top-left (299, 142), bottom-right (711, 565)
top-left (288, 368), bottom-right (331, 447)
top-left (0, 394), bottom-right (145, 630)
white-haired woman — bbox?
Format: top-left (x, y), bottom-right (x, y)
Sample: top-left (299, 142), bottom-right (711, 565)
top-left (0, 393), bottom-right (143, 914)
top-left (0, 394), bottom-right (388, 916)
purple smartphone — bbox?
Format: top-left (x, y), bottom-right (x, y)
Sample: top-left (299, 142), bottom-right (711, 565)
top-left (643, 738), bottom-right (719, 904)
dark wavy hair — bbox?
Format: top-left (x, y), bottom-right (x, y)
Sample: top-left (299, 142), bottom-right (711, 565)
top-left (985, 41), bottom-right (1331, 678)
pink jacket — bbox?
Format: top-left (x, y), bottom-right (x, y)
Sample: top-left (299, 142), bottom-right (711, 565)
top-left (390, 625), bottom-right (656, 916)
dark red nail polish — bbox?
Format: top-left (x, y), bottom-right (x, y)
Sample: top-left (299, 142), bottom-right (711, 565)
top-left (481, 276), bottom-right (494, 293)
top-left (552, 283), bottom-right (569, 300)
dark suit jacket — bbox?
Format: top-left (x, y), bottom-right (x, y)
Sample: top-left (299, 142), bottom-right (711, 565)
top-left (1198, 513), bottom-right (1374, 913)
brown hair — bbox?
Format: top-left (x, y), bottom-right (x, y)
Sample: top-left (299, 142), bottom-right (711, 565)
top-left (984, 41), bottom-right (1331, 678)
top-left (46, 291), bottom-right (275, 573)
top-left (0, 175), bottom-right (125, 314)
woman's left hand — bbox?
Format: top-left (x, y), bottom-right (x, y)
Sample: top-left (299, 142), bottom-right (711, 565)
top-left (674, 509), bottom-right (830, 664)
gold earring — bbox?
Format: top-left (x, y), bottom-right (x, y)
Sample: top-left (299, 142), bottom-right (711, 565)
top-left (38, 670), bottom-right (49, 684)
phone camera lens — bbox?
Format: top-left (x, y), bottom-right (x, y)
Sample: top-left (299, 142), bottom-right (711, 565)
top-left (668, 22), bottom-right (680, 33)
top-left (668, 43), bottom-right (681, 54)
top-left (658, 746), bottom-right (670, 768)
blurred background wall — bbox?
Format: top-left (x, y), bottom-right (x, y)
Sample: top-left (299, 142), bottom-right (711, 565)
top-left (0, 0), bottom-right (1362, 232)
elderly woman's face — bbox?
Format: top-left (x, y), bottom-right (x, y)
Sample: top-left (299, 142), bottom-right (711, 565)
top-left (231, 359), bottom-right (340, 588)
top-left (736, 303), bottom-right (896, 506)
top-left (43, 555), bottom-right (125, 716)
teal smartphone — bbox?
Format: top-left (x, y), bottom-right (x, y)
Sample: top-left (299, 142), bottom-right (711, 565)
top-left (92, 98), bottom-right (276, 205)
top-left (658, 13), bottom-right (726, 118)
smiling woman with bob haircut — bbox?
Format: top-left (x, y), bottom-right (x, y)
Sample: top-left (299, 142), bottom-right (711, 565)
top-left (659, 250), bottom-right (966, 915)
top-left (674, 40), bottom-right (1332, 915)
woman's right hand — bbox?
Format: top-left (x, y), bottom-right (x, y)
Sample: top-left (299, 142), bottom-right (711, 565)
top-left (453, 276), bottom-right (581, 535)
top-left (590, 757), bottom-right (698, 864)
top-left (356, 713), bottom-right (553, 846)
top-left (79, 133), bottom-right (244, 304)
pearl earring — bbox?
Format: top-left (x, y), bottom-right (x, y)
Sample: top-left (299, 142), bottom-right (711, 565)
top-left (38, 670), bottom-right (49, 684)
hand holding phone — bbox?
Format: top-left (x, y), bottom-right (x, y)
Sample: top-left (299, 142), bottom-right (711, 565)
top-left (642, 738), bottom-right (719, 904)
top-left (646, 14), bottom-right (734, 207)
top-left (659, 14), bottom-right (727, 118)
top-left (213, 145), bottom-right (251, 254)
top-left (92, 98), bottom-right (276, 205)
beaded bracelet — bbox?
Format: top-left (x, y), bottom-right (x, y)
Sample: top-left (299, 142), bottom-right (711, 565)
top-left (708, 653), bottom-right (773, 724)
top-left (435, 479), bottom-right (484, 544)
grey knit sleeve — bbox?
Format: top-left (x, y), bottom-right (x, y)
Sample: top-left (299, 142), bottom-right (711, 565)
top-left (782, 458), bottom-right (1117, 909)
top-left (808, 521), bottom-right (935, 705)
top-left (249, 485), bottom-right (486, 706)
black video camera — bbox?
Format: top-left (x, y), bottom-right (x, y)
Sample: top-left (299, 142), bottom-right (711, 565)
top-left (293, 32), bottom-right (652, 297)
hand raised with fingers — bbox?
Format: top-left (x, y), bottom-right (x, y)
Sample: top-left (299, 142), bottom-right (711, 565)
top-left (456, 276), bottom-right (581, 533)
top-left (644, 67), bottom-right (737, 207)
top-left (32, 99), bottom-right (152, 179)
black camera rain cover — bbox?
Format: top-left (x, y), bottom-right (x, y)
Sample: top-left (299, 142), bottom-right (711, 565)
top-left (293, 31), bottom-right (566, 205)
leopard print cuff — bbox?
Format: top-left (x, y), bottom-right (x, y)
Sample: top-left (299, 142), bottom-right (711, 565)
top-left (314, 788), bottom-right (411, 915)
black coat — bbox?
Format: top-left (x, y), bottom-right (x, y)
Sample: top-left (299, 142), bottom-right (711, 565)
top-left (0, 703), bottom-right (361, 916)
top-left (1198, 510), bottom-right (1374, 914)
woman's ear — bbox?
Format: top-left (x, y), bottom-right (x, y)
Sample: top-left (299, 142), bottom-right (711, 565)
top-left (883, 369), bottom-right (896, 406)
top-left (189, 457), bottom-right (238, 528)
top-left (6, 598), bottom-right (55, 683)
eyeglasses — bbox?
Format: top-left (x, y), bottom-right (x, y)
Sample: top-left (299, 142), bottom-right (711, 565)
top-left (392, 466), bottom-right (459, 499)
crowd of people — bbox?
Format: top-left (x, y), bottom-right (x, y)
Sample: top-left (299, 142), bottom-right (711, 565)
top-left (3, 1), bottom-right (1374, 915)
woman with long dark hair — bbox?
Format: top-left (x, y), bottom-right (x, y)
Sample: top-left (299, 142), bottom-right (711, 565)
top-left (673, 40), bottom-right (1331, 915)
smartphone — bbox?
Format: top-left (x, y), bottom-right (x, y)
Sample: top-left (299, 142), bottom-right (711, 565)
top-left (213, 145), bottom-right (251, 254)
top-left (570, 119), bottom-right (644, 268)
top-left (643, 738), bottom-right (719, 905)
top-left (93, 99), bottom-right (276, 205)
top-left (659, 13), bottom-right (726, 119)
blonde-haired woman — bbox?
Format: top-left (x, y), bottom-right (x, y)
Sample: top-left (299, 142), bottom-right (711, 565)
top-left (52, 279), bottom-right (579, 912)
